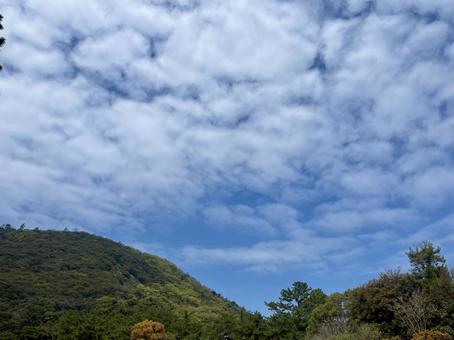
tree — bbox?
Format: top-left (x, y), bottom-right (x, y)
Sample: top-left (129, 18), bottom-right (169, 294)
top-left (266, 281), bottom-right (326, 336)
top-left (0, 14), bottom-right (5, 71)
top-left (392, 290), bottom-right (436, 336)
top-left (407, 241), bottom-right (447, 280)
top-left (130, 320), bottom-right (166, 340)
top-left (348, 270), bottom-right (419, 336)
top-left (307, 293), bottom-right (349, 337)
top-left (266, 281), bottom-right (313, 315)
top-left (238, 312), bottom-right (270, 340)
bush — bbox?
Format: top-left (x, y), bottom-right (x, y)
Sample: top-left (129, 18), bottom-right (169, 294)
top-left (412, 330), bottom-right (453, 340)
top-left (130, 320), bottom-right (166, 340)
top-left (334, 324), bottom-right (382, 340)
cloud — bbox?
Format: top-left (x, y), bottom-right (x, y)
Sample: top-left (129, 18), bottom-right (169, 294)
top-left (376, 0), bottom-right (454, 21)
top-left (202, 203), bottom-right (302, 236)
top-left (182, 229), bottom-right (358, 273)
top-left (203, 205), bottom-right (276, 235)
top-left (403, 166), bottom-right (454, 207)
top-left (0, 0), bottom-right (453, 273)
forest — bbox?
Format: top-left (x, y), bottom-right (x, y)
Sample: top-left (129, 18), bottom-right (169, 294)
top-left (0, 225), bottom-right (453, 340)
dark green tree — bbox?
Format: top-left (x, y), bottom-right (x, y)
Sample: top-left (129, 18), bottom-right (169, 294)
top-left (238, 312), bottom-right (270, 340)
top-left (349, 243), bottom-right (454, 338)
top-left (407, 243), bottom-right (454, 335)
top-left (348, 270), bottom-right (419, 336)
top-left (407, 241), bottom-right (447, 280)
top-left (266, 281), bottom-right (312, 315)
top-left (265, 281), bottom-right (326, 337)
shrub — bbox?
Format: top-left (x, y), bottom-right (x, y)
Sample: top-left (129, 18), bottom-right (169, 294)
top-left (130, 320), bottom-right (166, 340)
top-left (335, 324), bottom-right (382, 340)
top-left (412, 330), bottom-right (453, 340)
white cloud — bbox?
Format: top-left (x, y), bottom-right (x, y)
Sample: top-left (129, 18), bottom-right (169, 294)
top-left (4, 42), bottom-right (69, 76)
top-left (203, 205), bottom-right (276, 235)
top-left (73, 30), bottom-right (150, 73)
top-left (182, 230), bottom-right (357, 273)
top-left (340, 168), bottom-right (399, 197)
top-left (0, 0), bottom-right (453, 272)
top-left (403, 166), bottom-right (454, 207)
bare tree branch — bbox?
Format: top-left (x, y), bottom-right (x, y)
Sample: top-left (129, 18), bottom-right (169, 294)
top-left (392, 290), bottom-right (436, 336)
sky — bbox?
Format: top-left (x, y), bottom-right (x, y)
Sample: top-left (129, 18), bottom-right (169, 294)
top-left (1, 0), bottom-right (454, 313)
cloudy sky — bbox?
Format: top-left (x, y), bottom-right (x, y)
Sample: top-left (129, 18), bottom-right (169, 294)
top-left (1, 0), bottom-right (454, 312)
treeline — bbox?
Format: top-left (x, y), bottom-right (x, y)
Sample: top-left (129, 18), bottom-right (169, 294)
top-left (0, 225), bottom-right (453, 339)
top-left (187, 241), bottom-right (453, 340)
top-left (249, 241), bottom-right (453, 340)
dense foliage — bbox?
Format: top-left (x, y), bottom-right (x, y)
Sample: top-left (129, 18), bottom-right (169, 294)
top-left (1, 225), bottom-right (453, 339)
top-left (0, 226), bottom-right (243, 339)
top-left (228, 241), bottom-right (453, 340)
top-left (262, 241), bottom-right (453, 340)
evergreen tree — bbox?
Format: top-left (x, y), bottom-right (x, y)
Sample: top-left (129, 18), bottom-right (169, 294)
top-left (407, 241), bottom-right (447, 280)
top-left (265, 281), bottom-right (312, 315)
top-left (0, 14), bottom-right (5, 71)
top-left (266, 281), bottom-right (326, 337)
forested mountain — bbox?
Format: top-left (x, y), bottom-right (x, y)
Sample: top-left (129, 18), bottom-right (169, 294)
top-left (0, 226), bottom-right (243, 339)
top-left (1, 225), bottom-right (453, 340)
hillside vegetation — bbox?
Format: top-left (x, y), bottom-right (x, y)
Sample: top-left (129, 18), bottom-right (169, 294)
top-left (0, 226), bottom-right (243, 339)
top-left (1, 225), bottom-right (453, 340)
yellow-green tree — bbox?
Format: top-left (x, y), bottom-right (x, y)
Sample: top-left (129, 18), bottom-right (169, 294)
top-left (307, 293), bottom-right (349, 337)
top-left (130, 320), bottom-right (166, 340)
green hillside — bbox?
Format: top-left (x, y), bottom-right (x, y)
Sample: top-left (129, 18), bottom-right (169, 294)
top-left (2, 225), bottom-right (453, 340)
top-left (0, 226), bottom-right (243, 339)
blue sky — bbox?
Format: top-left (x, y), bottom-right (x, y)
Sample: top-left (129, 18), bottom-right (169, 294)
top-left (1, 0), bottom-right (454, 313)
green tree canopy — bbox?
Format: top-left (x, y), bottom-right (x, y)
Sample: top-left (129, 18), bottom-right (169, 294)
top-left (266, 281), bottom-right (327, 335)
top-left (407, 241), bottom-right (447, 280)
top-left (307, 292), bottom-right (349, 336)
top-left (265, 281), bottom-right (313, 315)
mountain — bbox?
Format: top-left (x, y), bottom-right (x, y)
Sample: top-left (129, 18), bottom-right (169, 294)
top-left (0, 226), bottom-right (244, 339)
